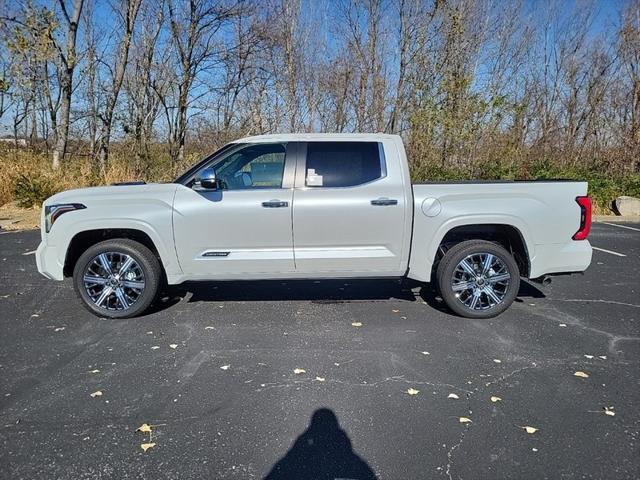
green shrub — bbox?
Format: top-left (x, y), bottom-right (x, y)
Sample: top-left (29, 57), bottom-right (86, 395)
top-left (12, 174), bottom-right (59, 208)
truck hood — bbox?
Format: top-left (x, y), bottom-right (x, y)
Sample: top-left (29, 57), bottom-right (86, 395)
top-left (44, 183), bottom-right (179, 207)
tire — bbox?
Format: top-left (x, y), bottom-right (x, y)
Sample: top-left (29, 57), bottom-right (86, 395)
top-left (73, 239), bottom-right (161, 319)
top-left (436, 240), bottom-right (520, 319)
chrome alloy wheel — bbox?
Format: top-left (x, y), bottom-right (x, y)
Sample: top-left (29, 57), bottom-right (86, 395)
top-left (450, 252), bottom-right (511, 311)
top-left (82, 252), bottom-right (145, 311)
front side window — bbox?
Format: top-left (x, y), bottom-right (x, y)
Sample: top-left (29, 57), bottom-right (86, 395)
top-left (207, 143), bottom-right (286, 190)
top-left (305, 142), bottom-right (384, 188)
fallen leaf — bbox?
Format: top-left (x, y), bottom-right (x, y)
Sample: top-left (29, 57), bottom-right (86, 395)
top-left (90, 369), bottom-right (100, 374)
top-left (421, 351), bottom-right (430, 355)
top-left (532, 448), bottom-right (538, 452)
top-left (604, 407), bottom-right (615, 417)
top-left (407, 388), bottom-right (420, 395)
top-left (574, 371), bottom-right (590, 378)
top-left (392, 309), bottom-right (400, 313)
top-left (31, 314), bottom-right (39, 318)
top-left (584, 355), bottom-right (594, 359)
top-left (136, 423), bottom-right (152, 433)
top-left (315, 376), bottom-right (326, 382)
top-left (351, 322), bottom-right (363, 327)
top-left (459, 417), bottom-right (472, 424)
top-left (169, 344), bottom-right (178, 349)
top-left (558, 323), bottom-right (567, 327)
top-left (54, 327), bottom-right (65, 332)
top-left (490, 396), bottom-right (502, 403)
top-left (90, 390), bottom-right (103, 398)
top-left (523, 426), bottom-right (538, 434)
top-left (293, 368), bottom-right (306, 374)
top-left (493, 359), bottom-right (502, 364)
top-left (140, 442), bottom-right (156, 452)
top-left (598, 355), bottom-right (607, 360)
top-left (146, 331), bottom-right (153, 335)
top-left (151, 346), bottom-right (160, 350)
top-left (205, 326), bottom-right (215, 330)
top-left (220, 365), bottom-right (230, 370)
top-left (447, 393), bottom-right (459, 399)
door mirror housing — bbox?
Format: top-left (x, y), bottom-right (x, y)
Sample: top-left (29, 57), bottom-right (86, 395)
top-left (195, 167), bottom-right (218, 190)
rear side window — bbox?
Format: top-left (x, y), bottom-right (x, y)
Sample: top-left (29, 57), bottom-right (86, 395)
top-left (305, 142), bottom-right (384, 188)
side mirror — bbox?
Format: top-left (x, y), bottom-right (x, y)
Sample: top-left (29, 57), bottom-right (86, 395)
top-left (195, 167), bottom-right (218, 190)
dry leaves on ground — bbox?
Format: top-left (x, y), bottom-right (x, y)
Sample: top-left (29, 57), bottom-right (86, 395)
top-left (136, 424), bottom-right (152, 433)
top-left (407, 388), bottom-right (420, 395)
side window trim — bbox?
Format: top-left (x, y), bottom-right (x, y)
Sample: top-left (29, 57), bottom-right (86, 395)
top-left (295, 141), bottom-right (387, 189)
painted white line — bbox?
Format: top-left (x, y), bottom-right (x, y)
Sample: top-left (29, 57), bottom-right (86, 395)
top-left (592, 246), bottom-right (626, 257)
top-left (601, 222), bottom-right (640, 232)
top-left (21, 250), bottom-right (37, 256)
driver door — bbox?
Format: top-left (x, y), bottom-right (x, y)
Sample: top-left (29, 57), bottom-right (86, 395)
top-left (172, 142), bottom-right (297, 279)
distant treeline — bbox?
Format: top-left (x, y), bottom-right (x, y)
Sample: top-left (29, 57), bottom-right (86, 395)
top-left (0, 0), bottom-right (638, 186)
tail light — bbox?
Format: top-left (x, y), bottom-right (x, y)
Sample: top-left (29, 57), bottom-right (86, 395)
top-left (572, 196), bottom-right (592, 240)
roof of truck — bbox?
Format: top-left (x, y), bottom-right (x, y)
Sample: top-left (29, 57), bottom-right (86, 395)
top-left (233, 133), bottom-right (400, 143)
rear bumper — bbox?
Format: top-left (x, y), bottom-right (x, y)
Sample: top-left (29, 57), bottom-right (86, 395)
top-left (529, 240), bottom-right (592, 278)
top-left (36, 241), bottom-right (64, 281)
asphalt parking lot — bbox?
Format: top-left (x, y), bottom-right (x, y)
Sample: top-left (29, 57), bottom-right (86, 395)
top-left (0, 223), bottom-right (638, 479)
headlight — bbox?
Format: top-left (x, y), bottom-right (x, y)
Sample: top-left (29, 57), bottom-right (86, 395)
top-left (44, 204), bottom-right (86, 233)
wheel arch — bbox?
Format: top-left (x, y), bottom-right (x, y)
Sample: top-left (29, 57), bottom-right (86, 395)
top-left (64, 228), bottom-right (165, 278)
top-left (407, 215), bottom-right (534, 282)
top-left (434, 224), bottom-right (530, 278)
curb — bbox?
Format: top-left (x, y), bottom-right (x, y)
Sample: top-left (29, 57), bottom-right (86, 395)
top-left (593, 215), bottom-right (640, 223)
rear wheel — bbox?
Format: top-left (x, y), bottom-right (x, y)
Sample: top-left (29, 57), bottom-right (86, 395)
top-left (436, 240), bottom-right (520, 319)
top-left (73, 239), bottom-right (161, 319)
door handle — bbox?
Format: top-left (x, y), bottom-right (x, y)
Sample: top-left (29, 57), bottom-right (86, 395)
top-left (370, 198), bottom-right (398, 206)
top-left (262, 200), bottom-right (289, 208)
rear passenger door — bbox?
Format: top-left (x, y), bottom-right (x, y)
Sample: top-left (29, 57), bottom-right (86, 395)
top-left (292, 141), bottom-right (407, 276)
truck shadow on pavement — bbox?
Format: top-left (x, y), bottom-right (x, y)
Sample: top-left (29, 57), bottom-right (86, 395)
top-left (263, 408), bottom-right (378, 480)
top-left (154, 278), bottom-right (544, 316)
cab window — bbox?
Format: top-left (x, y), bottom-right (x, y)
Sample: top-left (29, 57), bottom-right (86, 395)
top-left (209, 143), bottom-right (286, 190)
top-left (305, 142), bottom-right (385, 188)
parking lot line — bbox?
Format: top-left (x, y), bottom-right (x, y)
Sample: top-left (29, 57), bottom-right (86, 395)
top-left (592, 246), bottom-right (627, 257)
top-left (600, 222), bottom-right (640, 232)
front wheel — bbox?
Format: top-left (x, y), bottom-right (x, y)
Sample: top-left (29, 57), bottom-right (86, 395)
top-left (73, 239), bottom-right (161, 319)
top-left (436, 240), bottom-right (520, 319)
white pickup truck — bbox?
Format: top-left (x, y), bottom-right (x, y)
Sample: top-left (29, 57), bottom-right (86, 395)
top-left (36, 133), bottom-right (592, 319)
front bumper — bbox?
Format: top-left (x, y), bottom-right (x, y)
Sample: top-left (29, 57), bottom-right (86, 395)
top-left (36, 241), bottom-right (64, 281)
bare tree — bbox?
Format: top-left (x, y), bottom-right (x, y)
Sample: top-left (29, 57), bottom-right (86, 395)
top-left (96, 0), bottom-right (142, 169)
top-left (160, 0), bottom-right (239, 166)
top-left (51, 0), bottom-right (85, 168)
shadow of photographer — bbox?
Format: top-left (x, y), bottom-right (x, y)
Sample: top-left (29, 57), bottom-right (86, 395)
top-left (264, 408), bottom-right (378, 480)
